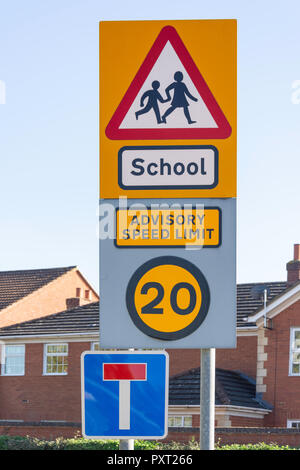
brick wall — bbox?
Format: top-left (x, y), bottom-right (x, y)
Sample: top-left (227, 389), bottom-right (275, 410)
top-left (0, 423), bottom-right (81, 440)
top-left (262, 298), bottom-right (300, 427)
top-left (167, 349), bottom-right (200, 376)
top-left (164, 427), bottom-right (300, 447)
top-left (216, 428), bottom-right (300, 447)
top-left (164, 428), bottom-right (199, 443)
top-left (0, 342), bottom-right (91, 422)
top-left (216, 335), bottom-right (257, 379)
top-left (229, 416), bottom-right (264, 427)
top-left (1, 424), bottom-right (299, 447)
top-left (174, 414), bottom-right (263, 429)
top-left (167, 335), bottom-right (257, 379)
top-left (0, 270), bottom-right (98, 327)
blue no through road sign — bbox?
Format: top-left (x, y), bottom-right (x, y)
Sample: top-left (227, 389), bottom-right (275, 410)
top-left (81, 350), bottom-right (169, 439)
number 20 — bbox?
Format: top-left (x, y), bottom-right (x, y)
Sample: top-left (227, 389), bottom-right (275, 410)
top-left (140, 281), bottom-right (197, 316)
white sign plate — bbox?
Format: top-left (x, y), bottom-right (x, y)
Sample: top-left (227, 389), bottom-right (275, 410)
top-left (119, 145), bottom-right (218, 190)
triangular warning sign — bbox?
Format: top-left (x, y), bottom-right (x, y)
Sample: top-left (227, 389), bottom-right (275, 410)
top-left (105, 26), bottom-right (232, 140)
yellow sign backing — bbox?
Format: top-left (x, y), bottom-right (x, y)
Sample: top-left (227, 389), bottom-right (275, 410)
top-left (100, 19), bottom-right (236, 199)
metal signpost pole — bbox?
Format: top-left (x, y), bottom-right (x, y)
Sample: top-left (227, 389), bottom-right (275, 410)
top-left (200, 348), bottom-right (215, 450)
top-left (119, 439), bottom-right (134, 450)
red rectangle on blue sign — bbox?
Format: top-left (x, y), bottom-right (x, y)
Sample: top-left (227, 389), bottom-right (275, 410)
top-left (103, 363), bottom-right (147, 381)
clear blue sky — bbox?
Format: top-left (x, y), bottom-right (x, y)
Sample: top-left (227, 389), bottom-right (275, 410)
top-left (0, 0), bottom-right (300, 291)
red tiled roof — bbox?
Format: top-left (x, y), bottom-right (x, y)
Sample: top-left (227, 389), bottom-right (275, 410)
top-left (0, 266), bottom-right (76, 311)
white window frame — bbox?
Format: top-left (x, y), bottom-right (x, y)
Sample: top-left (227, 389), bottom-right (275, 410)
top-left (43, 343), bottom-right (68, 376)
top-left (289, 328), bottom-right (300, 376)
top-left (1, 344), bottom-right (25, 376)
top-left (287, 420), bottom-right (300, 428)
top-left (168, 415), bottom-right (193, 428)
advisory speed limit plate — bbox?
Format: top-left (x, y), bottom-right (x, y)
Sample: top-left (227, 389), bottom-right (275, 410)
top-left (126, 256), bottom-right (210, 340)
top-left (100, 198), bottom-right (236, 349)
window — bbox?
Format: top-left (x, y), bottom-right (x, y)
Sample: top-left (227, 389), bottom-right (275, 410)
top-left (287, 420), bottom-right (300, 429)
top-left (43, 344), bottom-right (68, 375)
top-left (76, 287), bottom-right (82, 298)
top-left (168, 415), bottom-right (193, 428)
top-left (289, 328), bottom-right (300, 375)
top-left (85, 290), bottom-right (91, 300)
top-left (1, 345), bottom-right (25, 376)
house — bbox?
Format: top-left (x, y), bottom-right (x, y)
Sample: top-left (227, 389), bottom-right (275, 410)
top-left (167, 244), bottom-right (300, 445)
top-left (0, 301), bottom-right (100, 439)
top-left (167, 367), bottom-right (271, 443)
top-left (0, 246), bottom-right (300, 445)
top-left (0, 266), bottom-right (99, 327)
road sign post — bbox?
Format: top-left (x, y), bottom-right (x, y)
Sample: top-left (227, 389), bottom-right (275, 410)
top-left (119, 439), bottom-right (134, 451)
top-left (96, 19), bottom-right (237, 449)
top-left (200, 348), bottom-right (216, 450)
top-left (118, 347), bottom-right (136, 451)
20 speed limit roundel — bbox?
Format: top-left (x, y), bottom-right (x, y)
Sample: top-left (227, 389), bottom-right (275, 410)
top-left (126, 256), bottom-right (210, 340)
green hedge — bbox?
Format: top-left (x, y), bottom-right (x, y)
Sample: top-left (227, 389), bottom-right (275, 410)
top-left (0, 435), bottom-right (298, 450)
top-left (0, 435), bottom-right (158, 451)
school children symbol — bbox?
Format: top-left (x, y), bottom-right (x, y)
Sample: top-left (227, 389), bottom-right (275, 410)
top-left (135, 72), bottom-right (198, 125)
top-left (105, 25), bottom-right (232, 140)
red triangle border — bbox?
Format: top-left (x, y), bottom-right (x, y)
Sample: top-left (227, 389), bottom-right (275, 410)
top-left (105, 26), bottom-right (232, 140)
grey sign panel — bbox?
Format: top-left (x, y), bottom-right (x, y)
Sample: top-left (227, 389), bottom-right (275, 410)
top-left (99, 198), bottom-right (236, 349)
